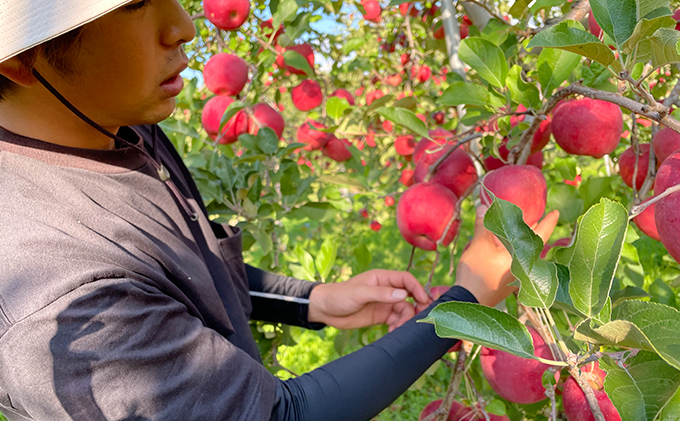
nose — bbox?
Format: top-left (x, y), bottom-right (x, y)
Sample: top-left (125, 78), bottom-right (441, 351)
top-left (160, 0), bottom-right (196, 47)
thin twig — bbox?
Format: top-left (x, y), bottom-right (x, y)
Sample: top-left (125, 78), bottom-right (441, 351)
top-left (569, 366), bottom-right (607, 421)
top-left (425, 134), bottom-right (482, 181)
top-left (425, 251), bottom-right (441, 293)
top-left (463, 0), bottom-right (509, 24)
top-left (423, 343), bottom-right (471, 421)
top-left (629, 183), bottom-right (680, 219)
top-left (406, 245), bottom-right (416, 271)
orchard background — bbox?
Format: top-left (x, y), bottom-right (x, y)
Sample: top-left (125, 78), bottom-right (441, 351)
top-left (159, 0), bottom-right (680, 419)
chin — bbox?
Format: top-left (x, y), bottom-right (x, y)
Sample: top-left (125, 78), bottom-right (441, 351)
top-left (130, 99), bottom-right (177, 126)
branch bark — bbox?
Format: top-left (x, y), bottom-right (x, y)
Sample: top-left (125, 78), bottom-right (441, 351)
top-left (568, 365), bottom-right (607, 421)
top-left (441, 0), bottom-right (467, 78)
top-left (423, 342), bottom-right (471, 421)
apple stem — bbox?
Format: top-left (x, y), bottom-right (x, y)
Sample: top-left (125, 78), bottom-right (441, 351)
top-left (190, 12), bottom-right (205, 20)
top-left (568, 366), bottom-right (607, 421)
top-left (425, 251), bottom-right (440, 294)
top-left (406, 245), bottom-right (416, 272)
top-left (629, 183), bottom-right (680, 219)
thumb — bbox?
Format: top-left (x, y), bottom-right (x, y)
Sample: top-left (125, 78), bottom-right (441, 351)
top-left (473, 204), bottom-right (491, 236)
top-left (356, 285), bottom-right (409, 305)
top-left (533, 210), bottom-right (560, 244)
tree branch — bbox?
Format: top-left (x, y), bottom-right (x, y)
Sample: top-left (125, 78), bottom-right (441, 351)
top-left (423, 342), bottom-right (471, 421)
top-left (569, 365), bottom-right (606, 421)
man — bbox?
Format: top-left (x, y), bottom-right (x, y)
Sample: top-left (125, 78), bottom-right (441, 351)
top-left (0, 0), bottom-right (559, 420)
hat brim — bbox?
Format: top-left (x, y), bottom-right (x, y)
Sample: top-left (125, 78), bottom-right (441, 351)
top-left (1, 0), bottom-right (135, 63)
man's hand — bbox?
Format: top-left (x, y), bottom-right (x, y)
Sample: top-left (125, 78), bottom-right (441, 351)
top-left (308, 269), bottom-right (431, 331)
top-left (455, 205), bottom-right (560, 307)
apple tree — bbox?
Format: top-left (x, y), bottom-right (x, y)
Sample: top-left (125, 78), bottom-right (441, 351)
top-left (165, 0), bottom-right (680, 419)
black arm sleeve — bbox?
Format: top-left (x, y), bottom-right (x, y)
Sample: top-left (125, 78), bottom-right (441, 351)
top-left (246, 265), bottom-right (326, 330)
top-left (269, 285), bottom-right (477, 421)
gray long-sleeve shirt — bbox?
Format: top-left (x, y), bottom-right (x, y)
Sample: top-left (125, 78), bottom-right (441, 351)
top-left (0, 125), bottom-right (320, 420)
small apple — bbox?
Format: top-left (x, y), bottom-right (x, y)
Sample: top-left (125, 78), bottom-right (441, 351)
top-left (260, 19), bottom-right (284, 42)
top-left (322, 136), bottom-right (352, 162)
top-left (633, 198), bottom-right (660, 241)
top-left (395, 135), bottom-right (417, 158)
top-left (385, 196), bottom-right (395, 206)
top-left (249, 103), bottom-right (284, 139)
top-left (618, 144), bottom-right (651, 189)
top-left (329, 88), bottom-right (355, 105)
top-left (201, 95), bottom-right (249, 144)
top-left (361, 0), bottom-right (382, 22)
top-left (400, 169), bottom-right (415, 186)
top-left (203, 53), bottom-right (249, 97)
top-left (204, 0), bottom-right (250, 31)
top-left (297, 120), bottom-right (331, 150)
top-left (366, 89), bottom-right (385, 106)
top-left (291, 80), bottom-right (323, 111)
top-left (419, 399), bottom-right (468, 421)
top-left (652, 127), bottom-right (680, 165)
top-left (370, 220), bottom-right (382, 231)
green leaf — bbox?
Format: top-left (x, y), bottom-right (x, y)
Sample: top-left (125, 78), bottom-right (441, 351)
top-left (506, 65), bottom-right (541, 109)
top-left (530, 0), bottom-right (563, 13)
top-left (437, 82), bottom-right (491, 108)
top-left (636, 27), bottom-right (680, 68)
top-left (294, 244), bottom-right (316, 281)
top-left (353, 243), bottom-right (372, 273)
top-left (342, 37), bottom-right (366, 55)
top-left (376, 107), bottom-right (430, 139)
top-left (547, 183), bottom-right (584, 224)
top-left (315, 236), bottom-right (338, 281)
top-left (326, 97), bottom-right (351, 120)
top-left (638, 0), bottom-right (672, 20)
top-left (366, 94), bottom-right (394, 113)
top-left (271, 0), bottom-right (298, 31)
top-left (421, 301), bottom-right (537, 359)
top-left (283, 50), bottom-right (314, 76)
top-left (483, 194), bottom-right (559, 308)
top-left (459, 37), bottom-right (509, 88)
top-left (287, 202), bottom-right (337, 221)
top-left (611, 286), bottom-right (650, 307)
top-left (285, 12), bottom-right (311, 41)
top-left (528, 21), bottom-right (620, 71)
top-left (509, 0), bottom-right (531, 18)
top-left (600, 351), bottom-right (680, 421)
top-left (621, 16), bottom-right (676, 55)
top-left (537, 48), bottom-right (582, 96)
top-left (251, 226), bottom-right (273, 255)
top-left (218, 100), bottom-right (247, 132)
top-left (564, 198), bottom-right (628, 317)
top-left (589, 0), bottom-right (637, 48)
top-left (575, 300), bottom-right (680, 370)
top-left (256, 127), bottom-right (279, 155)
top-left (317, 174), bottom-right (366, 189)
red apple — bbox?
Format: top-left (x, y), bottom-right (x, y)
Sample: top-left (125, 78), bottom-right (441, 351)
top-left (633, 198), bottom-right (661, 241)
top-left (451, 405), bottom-right (510, 421)
top-left (654, 151), bottom-right (680, 262)
top-left (460, 16), bottom-right (472, 39)
top-left (416, 65), bottom-right (432, 83)
top-left (551, 98), bottom-right (623, 158)
top-left (532, 118), bottom-right (552, 153)
top-left (400, 53), bottom-right (410, 66)
top-left (203, 53), bottom-right (249, 97)
top-left (383, 120), bottom-right (393, 132)
top-left (322, 136), bottom-right (352, 162)
top-left (387, 74), bottom-right (402, 86)
top-left (652, 127), bottom-right (680, 165)
top-left (481, 165), bottom-right (547, 226)
top-left (201, 96), bottom-right (249, 144)
top-left (297, 120), bottom-right (331, 150)
top-left (276, 44), bottom-right (315, 75)
top-left (204, 0), bottom-right (250, 31)
top-left (249, 103), bottom-right (284, 139)
top-left (588, 13), bottom-right (603, 38)
top-left (563, 362), bottom-right (621, 421)
top-left (414, 145), bottom-right (478, 198)
top-left (674, 9), bottom-right (680, 30)
top-left (400, 169), bottom-right (415, 186)
top-left (385, 196), bottom-right (395, 206)
top-left (291, 80), bottom-right (323, 111)
top-left (329, 88), bottom-right (355, 105)
top-left (432, 111), bottom-right (446, 125)
top-left (399, 3), bottom-right (419, 17)
top-left (260, 19), bottom-right (284, 42)
top-left (618, 144), bottom-right (651, 189)
top-left (361, 0), bottom-right (382, 22)
top-left (397, 183), bottom-right (460, 250)
top-left (413, 129), bottom-right (455, 163)
top-left (370, 220), bottom-right (382, 231)
top-left (395, 135), bottom-right (417, 157)
top-left (481, 327), bottom-right (555, 404)
top-left (366, 89), bottom-right (385, 106)
top-left (419, 399), bottom-right (468, 421)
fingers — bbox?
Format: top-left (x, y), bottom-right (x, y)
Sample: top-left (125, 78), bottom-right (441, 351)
top-left (387, 301), bottom-right (415, 332)
top-left (472, 204), bottom-right (491, 238)
top-left (534, 210), bottom-right (560, 244)
top-left (354, 285), bottom-right (409, 308)
top-left (367, 269), bottom-right (430, 306)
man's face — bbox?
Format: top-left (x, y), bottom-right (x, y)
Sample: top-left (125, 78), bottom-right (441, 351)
top-left (34, 0), bottom-right (196, 127)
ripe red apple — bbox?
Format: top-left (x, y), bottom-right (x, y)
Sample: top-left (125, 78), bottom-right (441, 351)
top-left (400, 169), bottom-right (415, 186)
top-left (483, 139), bottom-right (544, 171)
top-left (382, 120), bottom-right (393, 132)
top-left (276, 43), bottom-right (315, 75)
top-left (652, 127), bottom-right (680, 165)
top-left (297, 120), bottom-right (331, 151)
top-left (249, 103), bottom-right (284, 139)
top-left (370, 220), bottom-right (382, 231)
top-left (401, 53), bottom-right (410, 66)
top-left (399, 3), bottom-right (419, 17)
top-left (481, 326), bottom-right (555, 404)
top-left (654, 151), bottom-right (680, 262)
top-left (633, 198), bottom-right (661, 241)
top-left (414, 145), bottom-right (478, 198)
top-left (203, 53), bottom-right (249, 97)
top-left (480, 165), bottom-right (547, 226)
top-left (563, 362), bottom-right (621, 421)
top-left (432, 111), bottom-right (445, 125)
top-left (397, 183), bottom-right (460, 250)
top-left (412, 129), bottom-right (455, 163)
top-left (322, 136), bottom-right (352, 162)
top-left (329, 88), bottom-right (355, 105)
top-left (201, 95), bottom-right (249, 144)
top-left (386, 74), bottom-right (402, 86)
top-left (291, 80), bottom-right (323, 111)
top-left (204, 0), bottom-right (250, 31)
top-left (419, 399), bottom-right (468, 421)
top-left (361, 0), bottom-right (382, 22)
top-left (385, 196), bottom-right (395, 206)
top-left (618, 144), bottom-right (651, 189)
top-left (460, 16), bottom-right (472, 39)
top-left (451, 405), bottom-right (510, 421)
top-left (416, 65), bottom-right (432, 83)
top-left (551, 98), bottom-right (623, 158)
top-left (366, 89), bottom-right (385, 106)
top-left (588, 13), bottom-right (603, 38)
top-left (673, 9), bottom-right (680, 30)
top-left (395, 135), bottom-right (417, 158)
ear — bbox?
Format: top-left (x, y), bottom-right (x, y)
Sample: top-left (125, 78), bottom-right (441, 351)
top-left (0, 56), bottom-right (39, 87)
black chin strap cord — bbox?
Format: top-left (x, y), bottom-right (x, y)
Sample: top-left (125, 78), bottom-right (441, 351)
top-left (31, 68), bottom-right (198, 221)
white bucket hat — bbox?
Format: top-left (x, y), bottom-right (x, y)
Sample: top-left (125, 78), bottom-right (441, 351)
top-left (0, 0), bottom-right (134, 63)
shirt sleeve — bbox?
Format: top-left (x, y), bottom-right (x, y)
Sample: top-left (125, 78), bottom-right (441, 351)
top-left (270, 286), bottom-right (478, 421)
top-left (246, 265), bottom-right (326, 330)
top-left (0, 278), bottom-right (277, 421)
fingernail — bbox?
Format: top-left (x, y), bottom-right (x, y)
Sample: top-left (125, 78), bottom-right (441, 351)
top-left (392, 289), bottom-right (407, 299)
top-left (477, 205), bottom-right (488, 217)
